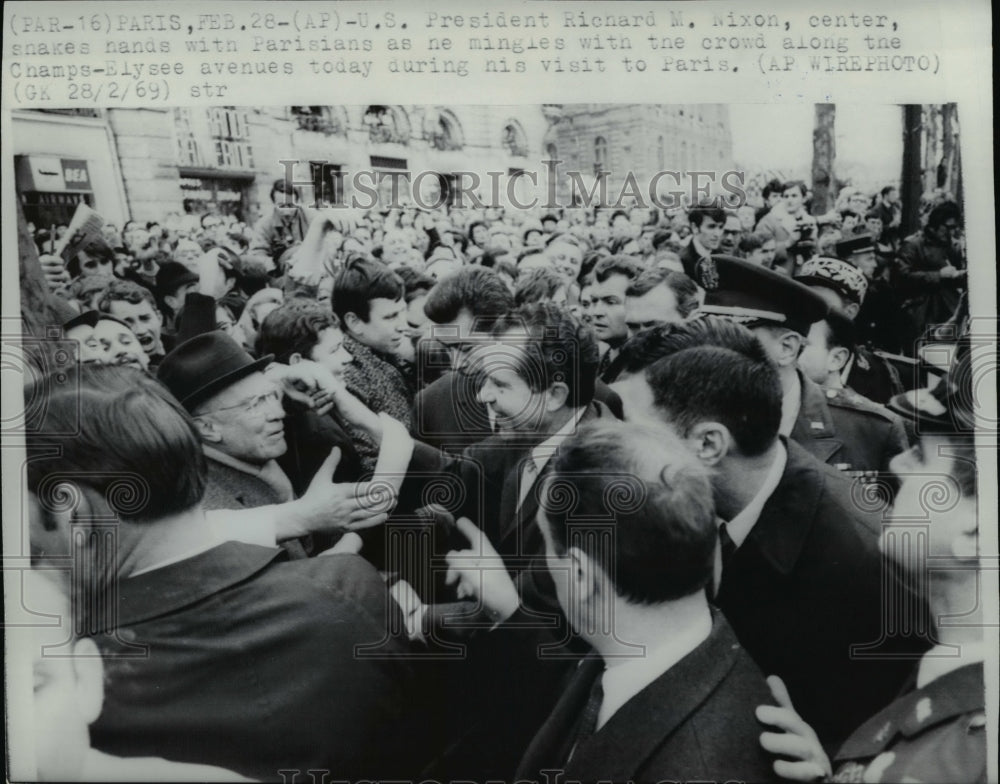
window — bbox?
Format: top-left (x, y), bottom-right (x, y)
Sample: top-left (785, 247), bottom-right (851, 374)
top-left (594, 136), bottom-right (608, 176)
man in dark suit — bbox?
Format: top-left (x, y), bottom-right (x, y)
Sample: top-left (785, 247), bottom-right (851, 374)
top-left (679, 202), bottom-right (726, 288)
top-left (415, 266), bottom-right (622, 454)
top-left (463, 420), bottom-right (776, 783)
top-left (24, 365), bottom-right (416, 781)
top-left (623, 343), bottom-right (926, 749)
top-left (390, 303), bottom-right (615, 778)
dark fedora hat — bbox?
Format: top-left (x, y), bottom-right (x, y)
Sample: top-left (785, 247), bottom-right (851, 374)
top-left (157, 331), bottom-right (273, 411)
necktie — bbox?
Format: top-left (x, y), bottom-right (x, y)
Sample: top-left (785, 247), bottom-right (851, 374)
top-left (567, 673), bottom-right (604, 763)
top-left (719, 522), bottom-right (737, 568)
top-left (517, 457), bottom-right (539, 509)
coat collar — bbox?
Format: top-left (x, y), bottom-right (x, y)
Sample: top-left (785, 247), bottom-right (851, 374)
top-left (498, 401), bottom-right (611, 543)
top-left (835, 662), bottom-right (985, 760)
top-left (106, 542), bottom-right (284, 630)
top-left (567, 611), bottom-right (745, 778)
top-left (739, 439), bottom-right (825, 576)
top-left (790, 370), bottom-right (843, 462)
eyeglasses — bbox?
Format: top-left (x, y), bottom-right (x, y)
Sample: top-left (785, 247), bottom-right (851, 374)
top-left (206, 388), bottom-right (281, 417)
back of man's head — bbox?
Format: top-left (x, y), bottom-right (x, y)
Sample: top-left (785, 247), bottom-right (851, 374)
top-left (258, 300), bottom-right (339, 364)
top-left (541, 420), bottom-right (717, 604)
top-left (646, 345), bottom-right (781, 457)
top-left (423, 265), bottom-right (514, 329)
top-left (616, 316), bottom-right (770, 377)
top-left (25, 365), bottom-right (206, 527)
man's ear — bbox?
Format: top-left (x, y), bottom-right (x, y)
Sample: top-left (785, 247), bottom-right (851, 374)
top-left (544, 381), bottom-right (570, 413)
top-left (686, 421), bottom-right (731, 466)
top-left (153, 307), bottom-right (163, 327)
top-left (844, 301), bottom-right (860, 319)
top-left (567, 546), bottom-right (603, 604)
top-left (342, 312), bottom-right (362, 335)
top-left (288, 352), bottom-right (303, 366)
top-left (775, 331), bottom-right (804, 368)
top-left (163, 295), bottom-right (179, 314)
top-left (72, 637), bottom-right (105, 724)
top-left (193, 416), bottom-right (222, 444)
top-left (828, 346), bottom-right (851, 376)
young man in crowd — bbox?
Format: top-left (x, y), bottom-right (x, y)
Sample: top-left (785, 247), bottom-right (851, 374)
top-left (97, 278), bottom-right (169, 368)
top-left (587, 256), bottom-right (641, 379)
top-left (514, 421), bottom-right (778, 783)
top-left (680, 203), bottom-right (726, 287)
top-left (332, 256), bottom-right (414, 452)
top-left (249, 178), bottom-right (314, 264)
top-left (623, 267), bottom-right (700, 338)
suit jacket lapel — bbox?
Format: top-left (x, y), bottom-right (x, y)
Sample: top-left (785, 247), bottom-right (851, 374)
top-left (516, 656), bottom-right (604, 778)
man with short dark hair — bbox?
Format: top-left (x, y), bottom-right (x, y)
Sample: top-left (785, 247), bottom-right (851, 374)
top-left (413, 266), bottom-right (515, 453)
top-left (615, 341), bottom-right (925, 748)
top-left (98, 278), bottom-right (168, 367)
top-left (680, 203), bottom-right (726, 286)
top-left (719, 212), bottom-right (744, 254)
top-left (24, 365), bottom-right (414, 781)
top-left (623, 268), bottom-right (699, 338)
top-left (513, 422), bottom-right (778, 783)
top-left (755, 181), bottom-right (817, 272)
top-left (333, 257), bottom-right (414, 436)
top-left (589, 256), bottom-right (641, 378)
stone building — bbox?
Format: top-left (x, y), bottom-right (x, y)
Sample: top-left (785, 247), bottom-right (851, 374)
top-left (12, 105), bottom-right (551, 228)
top-left (547, 104), bottom-right (734, 205)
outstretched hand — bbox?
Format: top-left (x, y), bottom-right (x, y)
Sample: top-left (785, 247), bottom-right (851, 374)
top-left (445, 515), bottom-right (520, 625)
top-left (756, 675), bottom-right (831, 782)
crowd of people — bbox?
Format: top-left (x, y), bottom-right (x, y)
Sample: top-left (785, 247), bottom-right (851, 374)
top-left (16, 170), bottom-right (985, 783)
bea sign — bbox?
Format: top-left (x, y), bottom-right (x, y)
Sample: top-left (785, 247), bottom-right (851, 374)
top-left (61, 159), bottom-right (91, 190)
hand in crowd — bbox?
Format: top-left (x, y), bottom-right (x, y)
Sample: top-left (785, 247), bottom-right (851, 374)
top-left (38, 254), bottom-right (71, 290)
top-left (234, 287), bottom-right (283, 348)
top-left (289, 447), bottom-right (394, 535)
top-left (445, 515), bottom-right (520, 625)
top-left (756, 675), bottom-right (831, 782)
top-left (197, 248), bottom-right (233, 299)
top-left (939, 264), bottom-right (965, 280)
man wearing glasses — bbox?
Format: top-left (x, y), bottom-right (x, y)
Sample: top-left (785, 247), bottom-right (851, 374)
top-left (158, 331), bottom-right (395, 554)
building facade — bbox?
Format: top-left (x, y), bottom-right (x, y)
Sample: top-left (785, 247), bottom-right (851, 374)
top-left (13, 105), bottom-right (553, 228)
top-left (549, 104), bottom-right (734, 204)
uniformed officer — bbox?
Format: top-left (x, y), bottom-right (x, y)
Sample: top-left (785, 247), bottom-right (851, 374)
top-left (837, 234), bottom-right (907, 354)
top-left (699, 255), bottom-right (907, 475)
top-left (795, 254), bottom-right (905, 404)
top-left (755, 338), bottom-right (987, 784)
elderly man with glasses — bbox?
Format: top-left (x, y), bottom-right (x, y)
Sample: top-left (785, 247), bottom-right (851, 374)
top-left (158, 331), bottom-right (405, 556)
